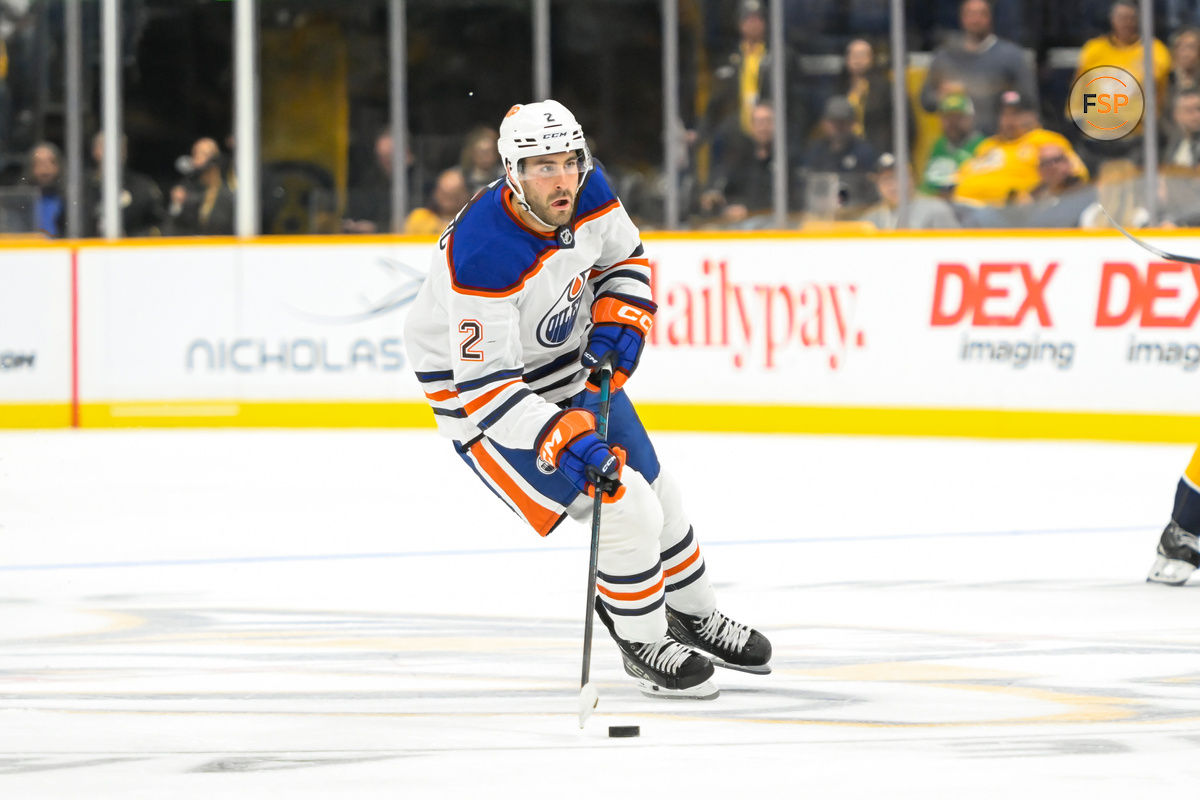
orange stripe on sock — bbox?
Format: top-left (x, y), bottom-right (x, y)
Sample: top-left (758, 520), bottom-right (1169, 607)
top-left (424, 388), bottom-right (458, 401)
top-left (469, 441), bottom-right (559, 536)
top-left (463, 379), bottom-right (520, 416)
top-left (663, 548), bottom-right (700, 578)
top-left (597, 576), bottom-right (665, 602)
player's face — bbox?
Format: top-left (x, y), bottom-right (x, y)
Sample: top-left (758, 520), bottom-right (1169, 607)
top-left (519, 152), bottom-right (583, 228)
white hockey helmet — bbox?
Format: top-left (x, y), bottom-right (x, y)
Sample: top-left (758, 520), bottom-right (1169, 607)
top-left (497, 100), bottom-right (592, 211)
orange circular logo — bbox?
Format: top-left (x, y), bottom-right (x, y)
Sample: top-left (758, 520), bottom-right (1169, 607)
top-left (1068, 66), bottom-right (1144, 141)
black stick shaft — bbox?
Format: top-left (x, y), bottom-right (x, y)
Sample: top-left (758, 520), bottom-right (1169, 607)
top-left (1102, 206), bottom-right (1200, 265)
top-left (580, 363), bottom-right (614, 690)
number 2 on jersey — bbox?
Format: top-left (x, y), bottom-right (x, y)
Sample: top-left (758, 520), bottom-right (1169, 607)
top-left (458, 320), bottom-right (484, 361)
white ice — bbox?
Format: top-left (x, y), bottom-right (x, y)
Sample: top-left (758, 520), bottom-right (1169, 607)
top-left (2, 429), bottom-right (1199, 798)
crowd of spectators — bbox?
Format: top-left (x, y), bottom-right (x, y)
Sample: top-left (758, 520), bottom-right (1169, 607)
top-left (678, 0), bottom-right (1200, 231)
top-left (3, 0), bottom-right (1200, 235)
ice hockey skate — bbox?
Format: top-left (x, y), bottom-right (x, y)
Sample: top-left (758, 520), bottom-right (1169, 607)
top-left (1147, 521), bottom-right (1200, 585)
top-left (666, 607), bottom-right (772, 674)
top-left (594, 599), bottom-right (719, 700)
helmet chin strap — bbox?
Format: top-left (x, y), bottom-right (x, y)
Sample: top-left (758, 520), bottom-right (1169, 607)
top-left (515, 193), bottom-right (559, 231)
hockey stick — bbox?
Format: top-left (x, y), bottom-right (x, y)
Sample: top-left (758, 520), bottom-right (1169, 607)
top-left (578, 359), bottom-right (614, 729)
top-left (1100, 205), bottom-right (1200, 265)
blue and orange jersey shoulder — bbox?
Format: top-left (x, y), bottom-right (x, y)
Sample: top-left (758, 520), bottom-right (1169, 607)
top-left (446, 184), bottom-right (555, 298)
top-left (574, 163), bottom-right (621, 226)
top-left (446, 165), bottom-right (623, 298)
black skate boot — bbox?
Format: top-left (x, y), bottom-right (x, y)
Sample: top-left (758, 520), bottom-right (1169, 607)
top-left (594, 599), bottom-right (718, 700)
top-left (666, 607), bottom-right (772, 675)
top-left (1147, 521), bottom-right (1200, 585)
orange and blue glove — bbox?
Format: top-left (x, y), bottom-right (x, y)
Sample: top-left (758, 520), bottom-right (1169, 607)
top-left (581, 293), bottom-right (656, 393)
top-left (536, 408), bottom-right (626, 502)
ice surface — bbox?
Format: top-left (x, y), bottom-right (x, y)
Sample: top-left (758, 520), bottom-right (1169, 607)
top-left (1, 429), bottom-right (1199, 797)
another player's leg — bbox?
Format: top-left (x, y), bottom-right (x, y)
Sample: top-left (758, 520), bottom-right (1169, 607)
top-left (566, 468), bottom-right (718, 699)
top-left (651, 469), bottom-right (772, 674)
top-left (1148, 446), bottom-right (1200, 585)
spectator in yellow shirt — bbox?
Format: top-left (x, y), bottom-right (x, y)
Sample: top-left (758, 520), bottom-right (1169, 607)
top-left (954, 90), bottom-right (1089, 207)
top-left (402, 167), bottom-right (469, 236)
top-left (1074, 1), bottom-right (1171, 116)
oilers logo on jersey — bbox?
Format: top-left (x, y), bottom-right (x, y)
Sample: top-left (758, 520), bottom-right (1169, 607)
top-left (536, 271), bottom-right (588, 348)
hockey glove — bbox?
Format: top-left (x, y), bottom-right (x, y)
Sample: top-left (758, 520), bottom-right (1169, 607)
top-left (582, 293), bottom-right (656, 393)
top-left (536, 408), bottom-right (627, 502)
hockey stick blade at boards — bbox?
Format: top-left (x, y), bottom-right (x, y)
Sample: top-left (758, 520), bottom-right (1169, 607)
top-left (1100, 205), bottom-right (1200, 265)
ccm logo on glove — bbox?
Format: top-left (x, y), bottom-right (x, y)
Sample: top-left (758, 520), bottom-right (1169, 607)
top-left (582, 293), bottom-right (657, 393)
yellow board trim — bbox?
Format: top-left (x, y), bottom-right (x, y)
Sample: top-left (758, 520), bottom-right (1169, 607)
top-left (636, 405), bottom-right (1200, 443)
top-left (0, 403), bottom-right (73, 428)
top-left (3, 226), bottom-right (1200, 251)
top-left (76, 401), bottom-right (436, 429)
top-left (0, 401), bottom-right (1182, 443)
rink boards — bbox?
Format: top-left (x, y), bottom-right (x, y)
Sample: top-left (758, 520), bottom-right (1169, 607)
top-left (1, 231), bottom-right (1198, 440)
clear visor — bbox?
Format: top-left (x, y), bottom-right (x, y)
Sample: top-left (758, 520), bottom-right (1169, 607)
top-left (515, 149), bottom-right (592, 183)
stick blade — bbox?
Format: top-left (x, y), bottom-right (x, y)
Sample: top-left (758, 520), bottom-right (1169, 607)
top-left (578, 682), bottom-right (599, 729)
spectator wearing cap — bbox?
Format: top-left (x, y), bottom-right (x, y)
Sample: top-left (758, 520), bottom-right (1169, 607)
top-left (803, 95), bottom-right (879, 208)
top-left (919, 92), bottom-right (985, 196)
top-left (918, 0), bottom-right (1038, 136)
top-left (954, 90), bottom-right (1088, 208)
top-left (861, 153), bottom-right (959, 229)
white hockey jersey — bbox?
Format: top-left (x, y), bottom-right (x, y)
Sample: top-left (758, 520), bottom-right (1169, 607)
top-left (403, 166), bottom-right (653, 450)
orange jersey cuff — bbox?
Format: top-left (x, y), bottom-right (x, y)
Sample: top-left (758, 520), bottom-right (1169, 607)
top-left (537, 408), bottom-right (597, 468)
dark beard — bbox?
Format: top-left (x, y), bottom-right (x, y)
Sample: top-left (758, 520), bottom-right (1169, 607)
top-left (530, 194), bottom-right (575, 227)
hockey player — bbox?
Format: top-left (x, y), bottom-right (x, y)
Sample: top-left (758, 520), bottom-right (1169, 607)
top-left (404, 100), bottom-right (771, 698)
top-left (1147, 445), bottom-right (1200, 585)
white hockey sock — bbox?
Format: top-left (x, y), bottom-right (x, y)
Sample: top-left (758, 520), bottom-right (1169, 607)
top-left (653, 470), bottom-right (716, 617)
top-left (568, 467), bottom-right (666, 643)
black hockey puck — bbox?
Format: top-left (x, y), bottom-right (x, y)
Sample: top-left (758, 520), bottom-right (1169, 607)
top-left (608, 725), bottom-right (640, 738)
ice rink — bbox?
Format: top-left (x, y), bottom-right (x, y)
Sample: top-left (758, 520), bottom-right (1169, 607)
top-left (3, 427), bottom-right (1200, 798)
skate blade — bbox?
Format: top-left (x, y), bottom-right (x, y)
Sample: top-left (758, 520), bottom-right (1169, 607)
top-left (704, 656), bottom-right (771, 675)
top-left (636, 678), bottom-right (720, 700)
top-left (1147, 555), bottom-right (1195, 586)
